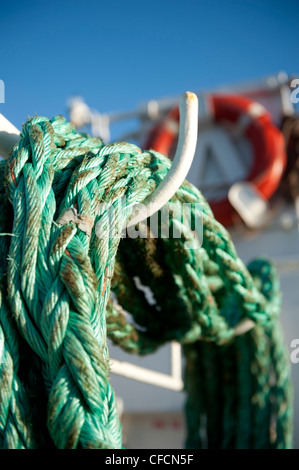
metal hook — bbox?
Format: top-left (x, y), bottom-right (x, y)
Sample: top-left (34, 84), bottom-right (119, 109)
top-left (127, 91), bottom-right (198, 227)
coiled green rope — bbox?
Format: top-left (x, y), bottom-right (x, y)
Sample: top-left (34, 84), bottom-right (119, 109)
top-left (0, 115), bottom-right (293, 448)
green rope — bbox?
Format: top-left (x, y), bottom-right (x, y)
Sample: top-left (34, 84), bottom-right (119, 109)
top-left (0, 115), bottom-right (293, 448)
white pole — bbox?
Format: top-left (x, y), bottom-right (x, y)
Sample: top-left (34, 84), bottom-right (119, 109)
top-left (110, 358), bottom-right (184, 391)
top-left (0, 113), bottom-right (20, 159)
top-left (170, 341), bottom-right (182, 381)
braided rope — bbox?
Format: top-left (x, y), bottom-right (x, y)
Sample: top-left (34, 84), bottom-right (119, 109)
top-left (0, 115), bottom-right (293, 448)
top-left (0, 116), bottom-right (158, 448)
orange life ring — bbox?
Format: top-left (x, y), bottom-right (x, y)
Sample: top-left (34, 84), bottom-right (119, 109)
top-left (145, 94), bottom-right (287, 226)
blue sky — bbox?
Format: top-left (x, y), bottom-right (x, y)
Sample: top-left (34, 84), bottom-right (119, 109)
top-left (0, 0), bottom-right (298, 140)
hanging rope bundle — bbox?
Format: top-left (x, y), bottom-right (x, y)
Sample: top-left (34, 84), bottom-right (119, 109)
top-left (108, 183), bottom-right (293, 449)
top-left (0, 114), bottom-right (293, 448)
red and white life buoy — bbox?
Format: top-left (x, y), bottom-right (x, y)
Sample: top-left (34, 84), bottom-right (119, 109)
top-left (145, 94), bottom-right (287, 226)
